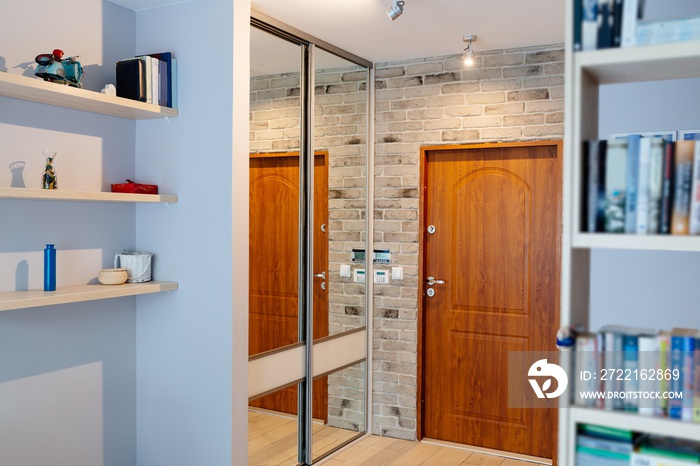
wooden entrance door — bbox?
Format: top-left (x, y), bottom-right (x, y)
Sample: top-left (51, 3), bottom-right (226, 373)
top-left (421, 142), bottom-right (561, 460)
top-left (249, 151), bottom-right (329, 420)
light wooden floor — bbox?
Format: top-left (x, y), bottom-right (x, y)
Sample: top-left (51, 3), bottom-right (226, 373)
top-left (250, 409), bottom-right (550, 466)
top-left (249, 409), bottom-right (359, 465)
top-left (322, 436), bottom-right (550, 466)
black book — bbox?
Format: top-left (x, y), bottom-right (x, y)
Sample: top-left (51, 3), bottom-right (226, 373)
top-left (116, 58), bottom-right (147, 103)
top-left (597, 0), bottom-right (615, 49)
top-left (660, 140), bottom-right (675, 234)
top-left (574, 0), bottom-right (583, 51)
top-left (611, 0), bottom-right (623, 47)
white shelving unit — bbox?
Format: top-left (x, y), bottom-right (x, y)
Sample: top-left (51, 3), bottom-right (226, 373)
top-left (560, 3), bottom-right (700, 465)
top-left (1, 70), bottom-right (178, 310)
top-left (0, 71), bottom-right (177, 119)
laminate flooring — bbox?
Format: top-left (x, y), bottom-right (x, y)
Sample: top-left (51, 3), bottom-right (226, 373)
top-left (249, 409), bottom-right (552, 466)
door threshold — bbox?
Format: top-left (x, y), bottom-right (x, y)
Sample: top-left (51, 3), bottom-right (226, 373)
top-left (420, 438), bottom-right (552, 465)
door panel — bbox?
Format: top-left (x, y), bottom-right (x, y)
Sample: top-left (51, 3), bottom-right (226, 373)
top-left (422, 142), bottom-right (561, 459)
top-left (249, 152), bottom-right (329, 421)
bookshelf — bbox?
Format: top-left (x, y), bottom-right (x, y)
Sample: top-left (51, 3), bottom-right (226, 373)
top-left (561, 2), bottom-right (700, 465)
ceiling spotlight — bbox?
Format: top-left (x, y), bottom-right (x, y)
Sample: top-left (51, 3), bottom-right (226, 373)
top-left (387, 0), bottom-right (405, 20)
top-left (463, 34), bottom-right (477, 66)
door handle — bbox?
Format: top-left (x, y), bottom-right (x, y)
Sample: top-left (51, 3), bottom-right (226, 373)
top-left (313, 271), bottom-right (326, 280)
top-left (426, 276), bottom-right (445, 286)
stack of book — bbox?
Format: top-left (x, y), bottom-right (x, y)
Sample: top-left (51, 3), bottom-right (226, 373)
top-left (576, 424), bottom-right (634, 465)
top-left (115, 52), bottom-right (178, 108)
top-left (632, 434), bottom-right (700, 465)
top-left (574, 325), bottom-right (700, 423)
top-left (582, 137), bottom-right (700, 235)
top-left (574, 0), bottom-right (700, 50)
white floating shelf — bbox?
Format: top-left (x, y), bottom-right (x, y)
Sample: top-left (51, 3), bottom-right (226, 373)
top-left (576, 40), bottom-right (700, 85)
top-left (570, 407), bottom-right (700, 441)
top-left (572, 232), bottom-right (700, 252)
top-left (0, 281), bottom-right (178, 312)
top-left (0, 71), bottom-right (177, 120)
top-left (0, 187), bottom-right (177, 204)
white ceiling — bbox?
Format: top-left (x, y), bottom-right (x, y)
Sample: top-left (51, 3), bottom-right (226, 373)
top-left (251, 0), bottom-right (566, 65)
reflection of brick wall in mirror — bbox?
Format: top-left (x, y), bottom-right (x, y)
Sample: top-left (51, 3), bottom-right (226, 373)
top-left (250, 65), bottom-right (369, 431)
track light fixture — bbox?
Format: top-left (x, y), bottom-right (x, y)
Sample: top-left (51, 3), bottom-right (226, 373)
top-left (387, 0), bottom-right (405, 20)
top-left (463, 34), bottom-right (477, 66)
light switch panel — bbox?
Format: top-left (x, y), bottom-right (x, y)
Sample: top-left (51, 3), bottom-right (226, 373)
top-left (340, 264), bottom-right (351, 278)
top-left (391, 266), bottom-right (403, 280)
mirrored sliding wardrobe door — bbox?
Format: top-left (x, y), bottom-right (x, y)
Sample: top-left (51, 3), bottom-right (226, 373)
top-left (248, 12), bottom-right (373, 466)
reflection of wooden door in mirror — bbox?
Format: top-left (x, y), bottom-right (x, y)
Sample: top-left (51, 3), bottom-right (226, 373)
top-left (249, 152), bottom-right (328, 420)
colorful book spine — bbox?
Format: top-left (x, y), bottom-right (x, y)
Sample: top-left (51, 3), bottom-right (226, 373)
top-left (636, 137), bottom-right (652, 234)
top-left (625, 134), bottom-right (641, 233)
top-left (647, 137), bottom-right (665, 234)
top-left (660, 141), bottom-right (675, 234)
top-left (689, 141), bottom-right (700, 234)
top-left (623, 334), bottom-right (639, 412)
top-left (672, 141), bottom-right (694, 235)
top-left (605, 139), bottom-right (628, 233)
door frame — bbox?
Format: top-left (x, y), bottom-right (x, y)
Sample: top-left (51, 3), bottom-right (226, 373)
top-left (417, 141), bottom-right (563, 456)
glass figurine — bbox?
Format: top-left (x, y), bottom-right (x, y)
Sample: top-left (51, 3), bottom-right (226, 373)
top-left (42, 151), bottom-right (57, 189)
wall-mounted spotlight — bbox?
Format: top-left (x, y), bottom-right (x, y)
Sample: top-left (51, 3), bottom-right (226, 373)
top-left (463, 34), bottom-right (477, 66)
top-left (387, 0), bottom-right (405, 20)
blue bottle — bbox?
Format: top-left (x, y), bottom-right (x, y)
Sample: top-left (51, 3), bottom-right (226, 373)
top-left (44, 244), bottom-right (56, 291)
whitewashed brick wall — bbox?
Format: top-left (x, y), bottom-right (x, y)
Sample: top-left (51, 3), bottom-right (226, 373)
top-left (371, 44), bottom-right (564, 440)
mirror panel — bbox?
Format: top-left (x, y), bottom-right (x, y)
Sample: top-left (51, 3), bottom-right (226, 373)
top-left (312, 360), bottom-right (367, 462)
top-left (248, 383), bottom-right (301, 466)
top-left (249, 26), bottom-right (303, 358)
top-left (314, 48), bottom-right (369, 336)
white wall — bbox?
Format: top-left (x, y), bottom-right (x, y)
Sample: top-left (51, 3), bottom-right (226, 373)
top-left (134, 0), bottom-right (249, 464)
top-left (592, 78), bottom-right (700, 331)
top-left (0, 1), bottom-right (138, 465)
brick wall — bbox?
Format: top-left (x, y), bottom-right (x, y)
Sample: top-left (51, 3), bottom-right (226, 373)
top-left (371, 44), bottom-right (564, 440)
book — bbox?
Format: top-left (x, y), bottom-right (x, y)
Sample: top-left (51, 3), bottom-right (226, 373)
top-left (672, 141), bottom-right (694, 235)
top-left (647, 137), bottom-right (665, 234)
top-left (620, 0), bottom-right (640, 47)
top-left (148, 52), bottom-right (176, 108)
top-left (136, 55), bottom-right (160, 105)
top-left (631, 452), bottom-right (700, 466)
top-left (605, 139), bottom-right (628, 232)
top-left (574, 0), bottom-right (583, 51)
top-left (611, 0), bottom-right (623, 47)
top-left (637, 434), bottom-right (700, 464)
top-left (638, 334), bottom-right (660, 416)
top-left (585, 140), bottom-right (607, 232)
top-left (579, 423), bottom-right (633, 442)
top-left (578, 434), bottom-right (633, 455)
top-left (658, 330), bottom-right (671, 417)
top-left (669, 328), bottom-right (697, 421)
top-left (602, 329), bottom-right (623, 410)
top-left (625, 134), bottom-right (641, 233)
top-left (636, 137), bottom-right (652, 234)
top-left (116, 57), bottom-right (147, 103)
top-left (694, 336), bottom-right (700, 423)
top-left (597, 0), bottom-right (615, 49)
top-left (623, 334), bottom-right (639, 412)
top-left (576, 333), bottom-right (600, 408)
top-left (582, 0), bottom-right (599, 50)
top-left (660, 140), bottom-right (676, 234)
top-left (636, 15), bottom-right (700, 47)
top-left (689, 141), bottom-right (700, 234)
